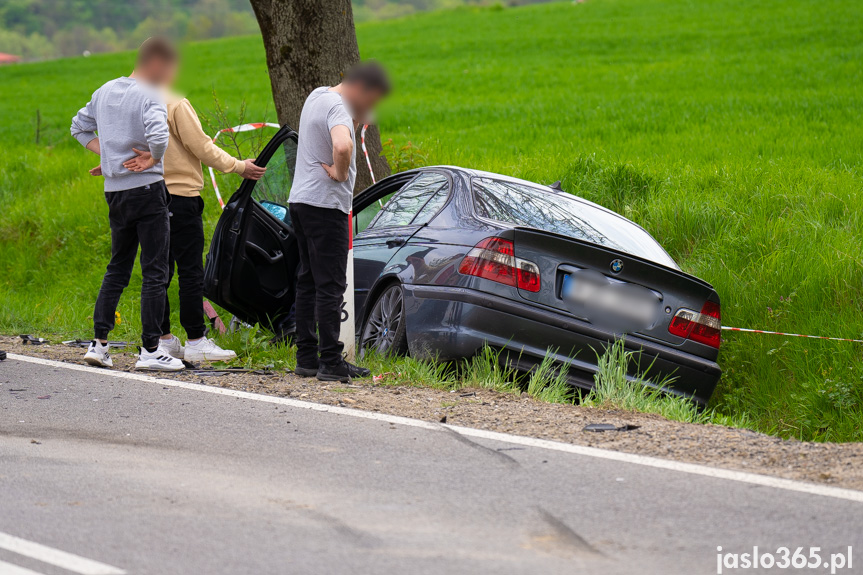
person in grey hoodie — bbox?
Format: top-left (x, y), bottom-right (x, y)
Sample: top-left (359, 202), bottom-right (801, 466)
top-left (70, 37), bottom-right (184, 372)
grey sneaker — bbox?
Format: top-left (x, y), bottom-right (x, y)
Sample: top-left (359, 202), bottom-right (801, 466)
top-left (157, 335), bottom-right (185, 359)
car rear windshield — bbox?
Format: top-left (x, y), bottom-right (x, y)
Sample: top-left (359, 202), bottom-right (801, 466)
top-left (472, 177), bottom-right (678, 269)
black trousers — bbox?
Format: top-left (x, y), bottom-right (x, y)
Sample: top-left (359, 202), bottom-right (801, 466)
top-left (289, 202), bottom-right (349, 367)
top-left (93, 181), bottom-right (170, 351)
top-left (160, 195), bottom-right (206, 340)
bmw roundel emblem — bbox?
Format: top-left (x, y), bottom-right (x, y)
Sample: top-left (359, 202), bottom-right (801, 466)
top-left (610, 259), bottom-right (624, 274)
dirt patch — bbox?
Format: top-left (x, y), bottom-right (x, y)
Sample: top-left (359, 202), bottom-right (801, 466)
top-left (4, 334), bottom-right (863, 491)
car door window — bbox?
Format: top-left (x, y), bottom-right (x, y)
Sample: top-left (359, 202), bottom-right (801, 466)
top-left (411, 184), bottom-right (449, 226)
top-left (253, 137), bottom-right (297, 224)
top-left (356, 193), bottom-right (393, 235)
top-left (368, 173), bottom-right (448, 230)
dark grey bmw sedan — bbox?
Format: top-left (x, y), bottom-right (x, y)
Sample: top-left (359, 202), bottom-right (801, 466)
top-left (204, 126), bottom-right (722, 404)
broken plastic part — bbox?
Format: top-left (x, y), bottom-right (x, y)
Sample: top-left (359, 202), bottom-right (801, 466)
top-left (583, 423), bottom-right (618, 432)
top-left (190, 368), bottom-right (277, 376)
top-left (63, 339), bottom-right (133, 349)
top-left (583, 423), bottom-right (640, 432)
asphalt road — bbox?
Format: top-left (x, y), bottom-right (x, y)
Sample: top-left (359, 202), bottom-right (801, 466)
top-left (1, 356), bottom-right (862, 575)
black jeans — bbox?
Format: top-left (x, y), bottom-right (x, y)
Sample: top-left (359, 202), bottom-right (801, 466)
top-left (160, 195), bottom-right (206, 340)
top-left (93, 180), bottom-right (170, 351)
top-left (289, 202), bottom-right (349, 367)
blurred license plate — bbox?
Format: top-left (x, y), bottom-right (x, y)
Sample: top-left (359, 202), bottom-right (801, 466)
top-left (561, 271), bottom-right (659, 331)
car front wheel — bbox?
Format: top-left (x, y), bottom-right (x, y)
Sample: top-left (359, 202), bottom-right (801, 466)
top-left (360, 284), bottom-right (408, 356)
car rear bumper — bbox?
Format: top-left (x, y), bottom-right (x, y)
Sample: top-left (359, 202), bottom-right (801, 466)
top-left (403, 285), bottom-right (722, 405)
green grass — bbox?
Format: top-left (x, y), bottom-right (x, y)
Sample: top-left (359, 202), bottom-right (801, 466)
top-left (362, 345), bottom-right (581, 404)
top-left (583, 339), bottom-right (748, 428)
top-left (2, 0), bottom-right (863, 441)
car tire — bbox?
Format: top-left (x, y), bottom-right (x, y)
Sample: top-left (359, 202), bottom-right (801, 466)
top-left (360, 284), bottom-right (408, 357)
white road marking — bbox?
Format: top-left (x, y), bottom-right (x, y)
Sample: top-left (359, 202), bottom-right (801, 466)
top-left (8, 353), bottom-right (863, 504)
top-left (0, 559), bottom-right (47, 575)
top-left (0, 532), bottom-right (125, 575)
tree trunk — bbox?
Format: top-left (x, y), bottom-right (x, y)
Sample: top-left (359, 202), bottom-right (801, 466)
top-left (250, 0), bottom-right (390, 194)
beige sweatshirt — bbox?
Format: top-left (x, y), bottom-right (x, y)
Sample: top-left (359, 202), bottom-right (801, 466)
top-left (164, 97), bottom-right (246, 197)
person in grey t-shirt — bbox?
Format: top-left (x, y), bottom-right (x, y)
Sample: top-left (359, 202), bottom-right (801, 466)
top-left (288, 86), bottom-right (357, 213)
top-left (289, 62), bottom-right (391, 383)
top-left (70, 38), bottom-right (184, 372)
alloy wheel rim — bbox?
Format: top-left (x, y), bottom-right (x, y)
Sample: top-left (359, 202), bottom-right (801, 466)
top-left (363, 286), bottom-right (402, 354)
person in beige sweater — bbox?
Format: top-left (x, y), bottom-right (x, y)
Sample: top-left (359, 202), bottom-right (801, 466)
top-left (124, 94), bottom-right (266, 362)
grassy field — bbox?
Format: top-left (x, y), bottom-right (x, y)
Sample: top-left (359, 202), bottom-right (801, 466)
top-left (1, 0), bottom-right (862, 441)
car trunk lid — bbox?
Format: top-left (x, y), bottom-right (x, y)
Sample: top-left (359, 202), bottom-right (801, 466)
top-left (512, 227), bottom-right (718, 349)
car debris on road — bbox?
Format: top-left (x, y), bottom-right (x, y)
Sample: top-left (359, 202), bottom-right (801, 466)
top-left (583, 423), bottom-right (641, 433)
top-left (63, 339), bottom-right (135, 349)
top-left (189, 368), bottom-right (282, 377)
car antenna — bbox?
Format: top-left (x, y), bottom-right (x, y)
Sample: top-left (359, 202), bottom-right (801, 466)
top-left (549, 180), bottom-right (563, 191)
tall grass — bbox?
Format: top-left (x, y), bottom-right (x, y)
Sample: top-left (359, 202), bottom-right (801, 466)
top-left (581, 340), bottom-right (751, 427)
top-left (583, 340), bottom-right (711, 424)
top-left (1, 0), bottom-right (863, 440)
top-left (358, 344), bottom-right (574, 403)
top-left (521, 352), bottom-right (571, 404)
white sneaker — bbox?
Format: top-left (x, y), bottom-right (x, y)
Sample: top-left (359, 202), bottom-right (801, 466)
top-left (158, 335), bottom-right (185, 359)
top-left (135, 348), bottom-right (185, 371)
top-left (84, 340), bottom-right (113, 368)
top-left (183, 338), bottom-right (237, 362)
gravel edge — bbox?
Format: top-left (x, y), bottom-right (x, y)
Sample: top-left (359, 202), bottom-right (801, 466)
top-left (3, 335), bottom-right (862, 492)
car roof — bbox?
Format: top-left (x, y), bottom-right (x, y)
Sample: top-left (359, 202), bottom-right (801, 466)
top-left (383, 165), bottom-right (676, 268)
top-left (423, 165), bottom-right (634, 225)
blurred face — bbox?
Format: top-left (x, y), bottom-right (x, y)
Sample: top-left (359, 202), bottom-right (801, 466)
top-left (139, 58), bottom-right (178, 87)
top-left (343, 83), bottom-right (387, 124)
top-left (153, 59), bottom-right (178, 87)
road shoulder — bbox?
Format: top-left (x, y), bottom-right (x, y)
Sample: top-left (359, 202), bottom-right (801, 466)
top-left (3, 335), bottom-right (862, 492)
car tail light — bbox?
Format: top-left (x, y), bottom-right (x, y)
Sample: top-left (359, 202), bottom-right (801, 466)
top-left (458, 237), bottom-right (541, 292)
top-left (668, 301), bottom-right (721, 348)
top-left (516, 259), bottom-right (541, 292)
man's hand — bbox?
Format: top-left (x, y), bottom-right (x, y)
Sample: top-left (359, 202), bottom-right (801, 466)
top-left (123, 148), bottom-right (157, 172)
top-left (322, 162), bottom-right (348, 182)
top-left (242, 159), bottom-right (267, 181)
top-left (89, 164), bottom-right (103, 177)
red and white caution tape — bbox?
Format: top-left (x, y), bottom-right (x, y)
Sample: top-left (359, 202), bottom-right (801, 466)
top-left (202, 300), bottom-right (227, 335)
top-left (361, 124), bottom-right (386, 207)
top-left (721, 326), bottom-right (863, 344)
top-left (361, 124), bottom-right (376, 185)
top-left (208, 122), bottom-right (280, 210)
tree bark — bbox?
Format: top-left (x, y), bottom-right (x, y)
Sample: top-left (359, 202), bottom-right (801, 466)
top-left (250, 0), bottom-right (390, 194)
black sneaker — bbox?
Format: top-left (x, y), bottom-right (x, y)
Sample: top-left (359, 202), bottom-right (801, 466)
top-left (294, 363), bottom-right (318, 377)
top-left (317, 360), bottom-right (371, 383)
top-left (347, 362), bottom-right (371, 379)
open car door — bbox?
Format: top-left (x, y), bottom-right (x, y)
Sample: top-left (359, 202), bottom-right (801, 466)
top-left (203, 125), bottom-right (299, 336)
